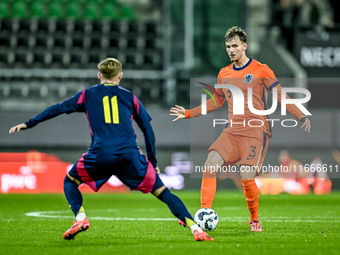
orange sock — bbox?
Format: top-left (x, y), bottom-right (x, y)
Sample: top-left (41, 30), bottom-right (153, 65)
top-left (200, 176), bottom-right (216, 208)
top-left (241, 179), bottom-right (259, 221)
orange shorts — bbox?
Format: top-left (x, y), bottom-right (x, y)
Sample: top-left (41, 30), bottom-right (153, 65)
top-left (208, 128), bottom-right (269, 170)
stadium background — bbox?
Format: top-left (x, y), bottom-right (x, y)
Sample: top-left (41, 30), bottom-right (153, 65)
top-left (0, 0), bottom-right (339, 193)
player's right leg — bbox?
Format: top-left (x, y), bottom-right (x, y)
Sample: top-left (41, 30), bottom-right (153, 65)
top-left (152, 181), bottom-right (213, 241)
top-left (200, 150), bottom-right (225, 208)
top-left (118, 153), bottom-right (213, 241)
top-left (202, 131), bottom-right (240, 208)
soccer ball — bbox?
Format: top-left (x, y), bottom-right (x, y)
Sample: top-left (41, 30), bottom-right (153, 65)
top-left (194, 208), bottom-right (219, 231)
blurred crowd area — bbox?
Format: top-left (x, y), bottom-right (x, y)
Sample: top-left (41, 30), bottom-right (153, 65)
top-left (0, 0), bottom-right (339, 111)
top-left (0, 0), bottom-right (164, 110)
top-left (270, 0), bottom-right (340, 51)
top-left (0, 0), bottom-right (244, 111)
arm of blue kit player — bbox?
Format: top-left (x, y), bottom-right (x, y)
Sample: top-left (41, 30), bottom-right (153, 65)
top-left (133, 97), bottom-right (157, 168)
top-left (9, 90), bottom-right (86, 133)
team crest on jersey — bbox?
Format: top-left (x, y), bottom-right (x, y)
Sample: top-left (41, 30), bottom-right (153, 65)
top-left (244, 74), bottom-right (253, 84)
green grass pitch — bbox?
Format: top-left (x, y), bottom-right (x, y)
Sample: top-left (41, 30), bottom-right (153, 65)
top-left (0, 191), bottom-right (339, 255)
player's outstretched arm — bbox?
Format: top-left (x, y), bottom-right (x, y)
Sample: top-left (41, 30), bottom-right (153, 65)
top-left (9, 123), bottom-right (27, 134)
top-left (332, 149), bottom-right (340, 164)
top-left (170, 105), bottom-right (187, 122)
top-left (299, 116), bottom-right (311, 133)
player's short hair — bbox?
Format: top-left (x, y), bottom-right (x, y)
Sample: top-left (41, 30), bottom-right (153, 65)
top-left (225, 26), bottom-right (247, 43)
top-left (97, 58), bottom-right (122, 79)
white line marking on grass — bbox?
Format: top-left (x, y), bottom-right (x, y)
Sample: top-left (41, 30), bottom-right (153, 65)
top-left (218, 217), bottom-right (340, 223)
top-left (26, 211), bottom-right (73, 219)
top-left (25, 210), bottom-right (176, 221)
top-left (25, 210), bottom-right (340, 222)
top-left (91, 217), bottom-right (176, 221)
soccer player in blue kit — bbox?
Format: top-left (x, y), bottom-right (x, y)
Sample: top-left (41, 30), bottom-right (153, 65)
top-left (9, 58), bottom-right (213, 241)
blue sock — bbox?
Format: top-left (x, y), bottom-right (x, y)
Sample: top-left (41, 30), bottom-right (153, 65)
top-left (64, 176), bottom-right (83, 216)
top-left (156, 188), bottom-right (194, 223)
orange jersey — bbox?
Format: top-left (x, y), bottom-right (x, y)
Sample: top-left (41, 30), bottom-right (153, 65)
top-left (187, 58), bottom-right (304, 137)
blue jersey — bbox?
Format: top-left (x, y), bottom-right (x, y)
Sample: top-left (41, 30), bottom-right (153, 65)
top-left (25, 83), bottom-right (157, 167)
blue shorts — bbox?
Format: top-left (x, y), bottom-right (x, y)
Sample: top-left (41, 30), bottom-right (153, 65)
top-left (67, 152), bottom-right (164, 193)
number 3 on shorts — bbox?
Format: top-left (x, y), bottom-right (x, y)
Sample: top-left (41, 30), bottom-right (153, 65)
top-left (249, 146), bottom-right (256, 158)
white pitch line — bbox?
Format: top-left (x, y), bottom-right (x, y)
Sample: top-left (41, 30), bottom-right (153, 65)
top-left (91, 217), bottom-right (176, 221)
top-left (25, 210), bottom-right (340, 222)
top-left (25, 211), bottom-right (175, 221)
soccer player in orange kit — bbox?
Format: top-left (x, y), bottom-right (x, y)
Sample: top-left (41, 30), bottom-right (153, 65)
top-left (170, 26), bottom-right (311, 231)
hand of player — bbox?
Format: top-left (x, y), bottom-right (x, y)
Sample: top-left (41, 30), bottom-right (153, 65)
top-left (299, 116), bottom-right (311, 133)
top-left (332, 149), bottom-right (340, 164)
top-left (169, 105), bottom-right (186, 122)
top-left (154, 167), bottom-right (160, 174)
top-left (9, 123), bottom-right (27, 134)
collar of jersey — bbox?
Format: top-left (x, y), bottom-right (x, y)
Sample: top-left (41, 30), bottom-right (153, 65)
top-left (103, 83), bottom-right (118, 86)
top-left (233, 58), bottom-right (252, 71)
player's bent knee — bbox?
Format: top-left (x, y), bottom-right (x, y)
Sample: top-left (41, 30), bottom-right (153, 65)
top-left (152, 185), bottom-right (166, 197)
top-left (205, 150), bottom-right (224, 165)
top-left (203, 150), bottom-right (224, 176)
top-left (65, 173), bottom-right (82, 186)
top-left (240, 174), bottom-right (255, 180)
top-left (240, 165), bottom-right (257, 180)
top-left (203, 170), bottom-right (217, 178)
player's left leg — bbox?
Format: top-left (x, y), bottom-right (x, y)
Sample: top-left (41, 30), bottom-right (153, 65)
top-left (63, 174), bottom-right (90, 240)
top-left (239, 130), bottom-right (269, 232)
top-left (62, 153), bottom-right (110, 240)
top-left (63, 173), bottom-right (86, 220)
top-left (63, 153), bottom-right (111, 225)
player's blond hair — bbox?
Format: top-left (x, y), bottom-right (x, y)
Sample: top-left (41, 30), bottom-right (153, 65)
top-left (225, 26), bottom-right (247, 43)
top-left (97, 58), bottom-right (122, 79)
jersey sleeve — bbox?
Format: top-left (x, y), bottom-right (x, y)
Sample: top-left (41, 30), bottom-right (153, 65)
top-left (132, 94), bottom-right (157, 168)
top-left (261, 65), bottom-right (280, 91)
top-left (261, 65), bottom-right (304, 120)
top-left (275, 84), bottom-right (304, 120)
top-left (25, 90), bottom-right (86, 128)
